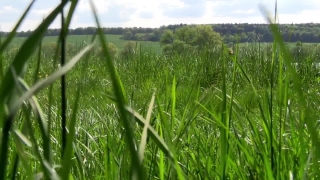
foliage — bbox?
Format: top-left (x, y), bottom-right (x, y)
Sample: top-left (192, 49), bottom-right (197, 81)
top-left (120, 41), bottom-right (139, 59)
top-left (97, 42), bottom-right (118, 59)
top-left (159, 29), bottom-right (174, 45)
top-left (160, 25), bottom-right (223, 55)
top-left (122, 30), bottom-right (134, 40)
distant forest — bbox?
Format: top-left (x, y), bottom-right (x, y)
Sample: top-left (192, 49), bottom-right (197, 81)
top-left (1, 23), bottom-right (320, 43)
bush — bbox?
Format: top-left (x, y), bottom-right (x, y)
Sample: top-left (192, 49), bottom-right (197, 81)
top-left (120, 41), bottom-right (139, 59)
top-left (97, 42), bottom-right (118, 59)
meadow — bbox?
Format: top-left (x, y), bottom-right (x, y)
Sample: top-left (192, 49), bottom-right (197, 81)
top-left (6, 34), bottom-right (162, 52)
top-left (8, 34), bottom-right (318, 57)
top-left (1, 1), bottom-right (320, 180)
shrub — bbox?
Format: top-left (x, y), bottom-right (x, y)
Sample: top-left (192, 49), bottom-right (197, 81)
top-left (120, 41), bottom-right (138, 59)
top-left (97, 42), bottom-right (118, 59)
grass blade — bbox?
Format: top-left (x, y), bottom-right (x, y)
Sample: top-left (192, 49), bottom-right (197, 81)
top-left (60, 0), bottom-right (68, 158)
top-left (8, 43), bottom-right (94, 122)
top-left (138, 91), bottom-right (156, 162)
top-left (61, 85), bottom-right (81, 179)
top-left (89, 1), bottom-right (144, 179)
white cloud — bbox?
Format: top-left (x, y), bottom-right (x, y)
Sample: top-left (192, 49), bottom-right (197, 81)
top-left (233, 9), bottom-right (255, 15)
top-left (0, 0), bottom-right (319, 32)
top-left (78, 0), bottom-right (111, 13)
top-left (0, 6), bottom-right (19, 14)
top-left (276, 10), bottom-right (320, 24)
top-left (32, 8), bottom-right (55, 16)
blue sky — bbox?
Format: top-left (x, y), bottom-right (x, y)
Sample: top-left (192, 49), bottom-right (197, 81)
top-left (0, 0), bottom-right (319, 31)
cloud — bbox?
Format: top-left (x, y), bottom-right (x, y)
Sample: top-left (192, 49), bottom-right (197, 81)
top-left (0, 6), bottom-right (19, 14)
top-left (0, 6), bottom-right (20, 23)
top-left (211, 0), bottom-right (320, 18)
top-left (71, 2), bottom-right (137, 27)
top-left (210, 0), bottom-right (260, 18)
top-left (0, 0), bottom-right (319, 32)
top-left (78, 0), bottom-right (110, 13)
top-left (276, 0), bottom-right (319, 14)
top-left (232, 9), bottom-right (255, 15)
top-left (162, 0), bottom-right (207, 18)
top-left (162, 4), bottom-right (206, 18)
top-left (138, 11), bottom-right (154, 19)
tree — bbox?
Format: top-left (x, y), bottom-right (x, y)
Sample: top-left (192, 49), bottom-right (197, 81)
top-left (160, 29), bottom-right (174, 45)
top-left (175, 26), bottom-right (195, 45)
top-left (160, 25), bottom-right (223, 55)
top-left (247, 31), bottom-right (257, 41)
top-left (123, 31), bottom-right (133, 40)
top-left (192, 25), bottom-right (222, 49)
top-left (149, 30), bottom-right (162, 41)
top-left (172, 40), bottom-right (188, 54)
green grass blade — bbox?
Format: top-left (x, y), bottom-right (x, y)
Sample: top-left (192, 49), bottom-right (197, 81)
top-left (9, 43), bottom-right (94, 116)
top-left (16, 78), bottom-right (52, 164)
top-left (138, 91), bottom-right (156, 162)
top-left (89, 1), bottom-right (144, 179)
top-left (125, 106), bottom-right (173, 161)
top-left (171, 76), bottom-right (176, 132)
top-left (60, 0), bottom-right (68, 159)
top-left (61, 85), bottom-right (81, 179)
top-left (12, 129), bottom-right (33, 180)
top-left (260, 5), bottom-right (320, 177)
top-left (155, 96), bottom-right (185, 179)
top-left (33, 39), bottom-right (42, 83)
top-left (9, 74), bottom-right (56, 179)
top-left (157, 118), bottom-right (165, 180)
top-left (220, 45), bottom-right (229, 179)
top-left (0, 44), bottom-right (94, 173)
top-left (65, 0), bottom-right (79, 30)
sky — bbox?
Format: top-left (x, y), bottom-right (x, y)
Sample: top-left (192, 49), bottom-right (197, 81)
top-left (0, 0), bottom-right (319, 32)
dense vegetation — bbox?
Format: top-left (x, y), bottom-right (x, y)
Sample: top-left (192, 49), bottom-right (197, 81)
top-left (1, 1), bottom-right (320, 180)
top-left (2, 23), bottom-right (320, 43)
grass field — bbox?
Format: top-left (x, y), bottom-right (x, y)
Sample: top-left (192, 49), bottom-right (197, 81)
top-left (8, 34), bottom-right (319, 56)
top-left (7, 34), bottom-right (162, 52)
top-left (1, 1), bottom-right (320, 180)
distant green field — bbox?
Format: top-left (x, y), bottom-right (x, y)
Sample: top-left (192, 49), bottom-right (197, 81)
top-left (7, 34), bottom-right (162, 52)
top-left (6, 34), bottom-right (318, 54)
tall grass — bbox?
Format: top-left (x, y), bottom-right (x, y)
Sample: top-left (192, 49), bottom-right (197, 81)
top-left (1, 0), bottom-right (320, 180)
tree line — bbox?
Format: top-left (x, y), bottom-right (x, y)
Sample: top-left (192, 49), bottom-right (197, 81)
top-left (1, 23), bottom-right (320, 43)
